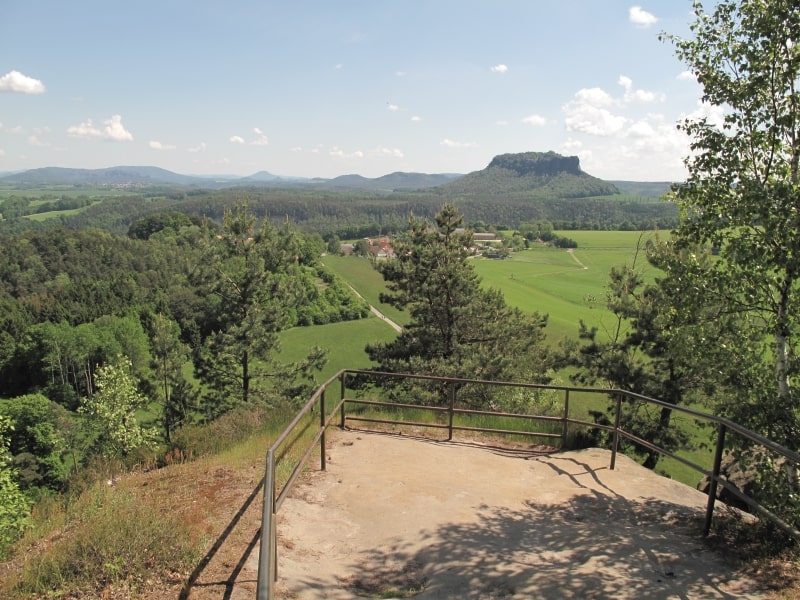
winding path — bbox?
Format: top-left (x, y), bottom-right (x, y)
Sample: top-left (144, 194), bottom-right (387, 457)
top-left (567, 248), bottom-right (589, 270)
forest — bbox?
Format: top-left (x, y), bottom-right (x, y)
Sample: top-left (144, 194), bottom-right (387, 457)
top-left (0, 202), bottom-right (370, 540)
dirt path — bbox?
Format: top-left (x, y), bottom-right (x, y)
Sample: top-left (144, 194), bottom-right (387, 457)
top-left (272, 430), bottom-right (767, 599)
top-left (567, 248), bottom-right (589, 270)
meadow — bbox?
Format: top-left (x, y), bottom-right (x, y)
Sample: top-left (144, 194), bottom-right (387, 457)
top-left (474, 230), bottom-right (661, 344)
top-left (314, 231), bottom-right (664, 365)
top-left (312, 231), bottom-right (716, 487)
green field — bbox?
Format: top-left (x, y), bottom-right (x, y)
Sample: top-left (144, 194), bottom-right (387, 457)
top-left (473, 231), bottom-right (660, 344)
top-left (278, 314), bottom-right (399, 382)
top-left (321, 254), bottom-right (408, 326)
top-left (315, 231), bottom-right (718, 486)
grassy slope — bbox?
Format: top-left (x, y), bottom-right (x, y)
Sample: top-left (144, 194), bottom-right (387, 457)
top-left (278, 316), bottom-right (399, 382)
top-left (321, 254), bottom-right (409, 325)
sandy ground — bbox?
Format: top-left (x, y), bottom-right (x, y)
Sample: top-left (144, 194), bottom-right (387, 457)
top-left (269, 430), bottom-right (767, 600)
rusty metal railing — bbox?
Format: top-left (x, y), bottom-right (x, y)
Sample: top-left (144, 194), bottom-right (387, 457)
top-left (256, 369), bottom-right (800, 600)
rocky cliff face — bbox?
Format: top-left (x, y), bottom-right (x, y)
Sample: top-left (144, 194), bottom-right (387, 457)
top-left (487, 152), bottom-right (583, 177)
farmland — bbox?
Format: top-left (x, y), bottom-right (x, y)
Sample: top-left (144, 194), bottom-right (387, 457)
top-left (314, 230), bottom-right (715, 486)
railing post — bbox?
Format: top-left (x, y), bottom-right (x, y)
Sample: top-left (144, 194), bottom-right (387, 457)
top-left (562, 389), bottom-right (571, 449)
top-left (257, 448), bottom-right (276, 600)
top-left (448, 381), bottom-right (456, 441)
top-left (340, 372), bottom-right (347, 429)
top-left (320, 389), bottom-right (327, 471)
top-left (610, 392), bottom-right (622, 470)
top-left (704, 423), bottom-right (727, 536)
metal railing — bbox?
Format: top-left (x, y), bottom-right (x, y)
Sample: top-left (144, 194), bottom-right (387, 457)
top-left (256, 369), bottom-right (800, 600)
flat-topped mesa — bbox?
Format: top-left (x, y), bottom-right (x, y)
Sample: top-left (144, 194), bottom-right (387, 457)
top-left (488, 151), bottom-right (583, 177)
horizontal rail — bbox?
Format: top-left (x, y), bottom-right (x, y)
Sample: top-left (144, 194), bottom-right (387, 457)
top-left (257, 368), bottom-right (800, 600)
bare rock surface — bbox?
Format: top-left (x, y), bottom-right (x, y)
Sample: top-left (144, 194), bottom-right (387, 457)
top-left (270, 430), bottom-right (766, 599)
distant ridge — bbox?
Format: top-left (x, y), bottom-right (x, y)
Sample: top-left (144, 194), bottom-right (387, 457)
top-left (322, 171), bottom-right (461, 191)
top-left (2, 166), bottom-right (201, 186)
top-left (440, 151), bottom-right (620, 199)
top-left (0, 153), bottom-right (674, 197)
top-left (0, 165), bottom-right (461, 190)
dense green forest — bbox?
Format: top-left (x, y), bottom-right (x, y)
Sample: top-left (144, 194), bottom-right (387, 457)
top-left (0, 185), bottom-right (678, 239)
top-left (0, 202), bottom-right (372, 550)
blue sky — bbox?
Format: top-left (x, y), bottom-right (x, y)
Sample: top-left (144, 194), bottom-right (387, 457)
top-left (0, 2), bottom-right (711, 181)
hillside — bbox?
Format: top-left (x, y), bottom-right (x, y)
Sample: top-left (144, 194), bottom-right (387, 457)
top-left (439, 151), bottom-right (620, 198)
top-left (1, 165), bottom-right (202, 187)
top-left (0, 151), bottom-right (679, 236)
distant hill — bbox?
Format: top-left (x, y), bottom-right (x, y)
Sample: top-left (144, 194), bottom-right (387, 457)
top-left (439, 151), bottom-right (620, 199)
top-left (0, 156), bottom-right (676, 201)
top-left (0, 165), bottom-right (460, 191)
top-left (1, 166), bottom-right (203, 186)
top-left (321, 171), bottom-right (461, 191)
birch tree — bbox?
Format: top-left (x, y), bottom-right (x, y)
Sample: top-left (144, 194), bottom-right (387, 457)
top-left (663, 0), bottom-right (800, 446)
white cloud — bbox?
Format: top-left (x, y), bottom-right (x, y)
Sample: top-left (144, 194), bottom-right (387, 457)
top-left (573, 87), bottom-right (615, 107)
top-left (330, 146), bottom-right (364, 159)
top-left (387, 103), bottom-right (400, 112)
top-left (440, 138), bottom-right (478, 148)
top-left (629, 6), bottom-right (658, 27)
top-left (677, 70), bottom-right (696, 82)
top-left (251, 127), bottom-right (269, 146)
top-left (522, 114), bottom-right (547, 126)
top-left (188, 142), bottom-right (207, 153)
top-left (0, 70), bottom-right (45, 94)
top-left (67, 114), bottom-right (133, 141)
top-left (627, 120), bottom-right (655, 137)
top-left (496, 120), bottom-right (509, 126)
top-left (618, 75), bottom-right (662, 103)
top-left (28, 135), bottom-right (48, 147)
top-left (563, 89), bottom-right (627, 136)
top-left (686, 100), bottom-right (726, 129)
top-left (0, 148), bottom-right (5, 157)
top-left (373, 147), bottom-right (404, 158)
top-left (229, 135), bottom-right (246, 144)
top-left (490, 64), bottom-right (508, 74)
top-left (149, 140), bottom-right (176, 150)
top-left (410, 115), bottom-right (422, 122)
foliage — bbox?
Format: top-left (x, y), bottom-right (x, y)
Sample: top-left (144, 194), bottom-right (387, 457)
top-left (367, 204), bottom-right (550, 407)
top-left (0, 394), bottom-right (71, 490)
top-left (78, 359), bottom-right (157, 460)
top-left (568, 238), bottom-right (741, 468)
top-left (660, 0), bottom-right (800, 537)
top-left (0, 415), bottom-right (31, 560)
top-left (190, 200), bottom-right (327, 417)
top-left (663, 0), bottom-right (800, 444)
top-left (147, 312), bottom-right (195, 442)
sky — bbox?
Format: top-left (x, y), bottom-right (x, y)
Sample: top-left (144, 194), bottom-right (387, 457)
top-left (0, 1), bottom-right (713, 181)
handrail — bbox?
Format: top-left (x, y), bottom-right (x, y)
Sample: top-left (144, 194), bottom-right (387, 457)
top-left (256, 369), bottom-right (800, 600)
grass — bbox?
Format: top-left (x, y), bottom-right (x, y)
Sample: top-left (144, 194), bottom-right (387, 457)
top-left (473, 233), bottom-right (659, 344)
top-left (317, 232), bottom-right (718, 487)
top-left (321, 254), bottom-right (408, 326)
top-left (277, 314), bottom-right (399, 381)
top-left (1, 403), bottom-right (305, 599)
